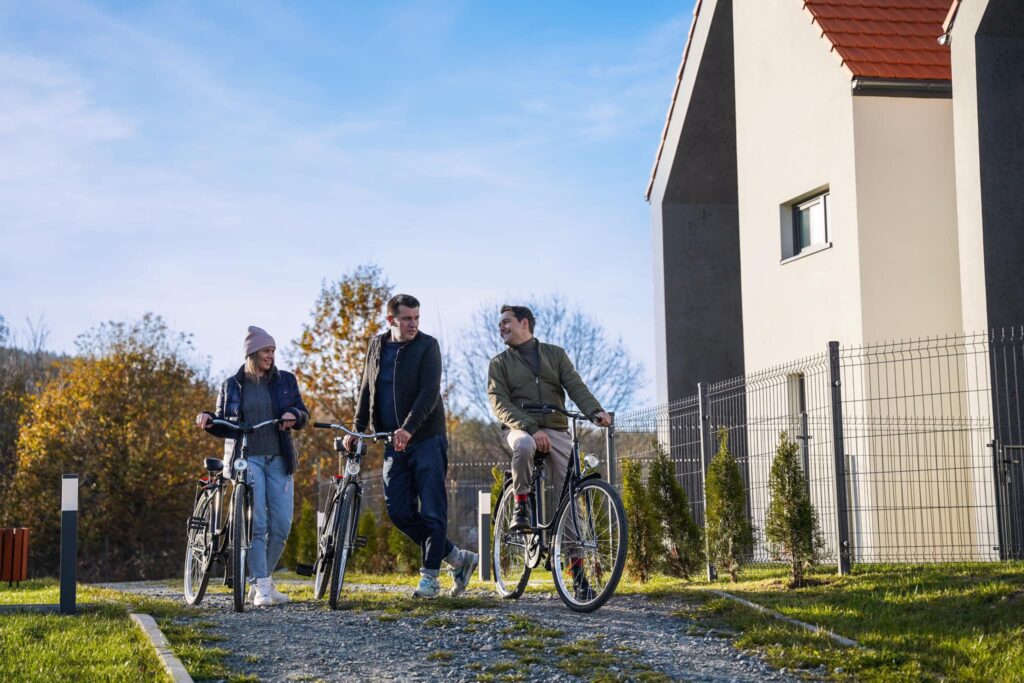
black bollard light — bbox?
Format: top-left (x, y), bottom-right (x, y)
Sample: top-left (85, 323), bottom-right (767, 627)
top-left (60, 474), bottom-right (78, 615)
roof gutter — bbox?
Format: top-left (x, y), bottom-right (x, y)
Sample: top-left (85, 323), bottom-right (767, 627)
top-left (851, 78), bottom-right (952, 98)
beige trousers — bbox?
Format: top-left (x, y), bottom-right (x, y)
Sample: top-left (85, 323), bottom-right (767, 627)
top-left (506, 428), bottom-right (573, 513)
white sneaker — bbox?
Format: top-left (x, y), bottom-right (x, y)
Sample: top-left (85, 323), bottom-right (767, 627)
top-left (247, 583), bottom-right (257, 603)
top-left (268, 579), bottom-right (290, 604)
top-left (254, 577), bottom-right (275, 607)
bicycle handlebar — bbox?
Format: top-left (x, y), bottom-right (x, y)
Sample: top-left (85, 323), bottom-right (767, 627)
top-left (521, 403), bottom-right (600, 424)
top-left (313, 423), bottom-right (393, 441)
top-left (207, 417), bottom-right (280, 433)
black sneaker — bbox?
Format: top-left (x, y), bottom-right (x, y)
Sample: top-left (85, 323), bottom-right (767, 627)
top-left (509, 501), bottom-right (531, 531)
top-left (572, 567), bottom-right (595, 601)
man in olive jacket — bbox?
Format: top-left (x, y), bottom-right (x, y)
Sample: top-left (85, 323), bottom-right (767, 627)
top-left (487, 304), bottom-right (611, 533)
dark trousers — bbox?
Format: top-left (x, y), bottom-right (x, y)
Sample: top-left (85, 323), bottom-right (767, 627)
top-left (383, 435), bottom-right (454, 571)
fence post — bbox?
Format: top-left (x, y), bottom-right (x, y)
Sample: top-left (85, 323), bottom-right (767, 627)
top-left (798, 411), bottom-right (812, 499)
top-left (478, 491), bottom-right (491, 581)
top-left (828, 342), bottom-right (852, 575)
top-left (605, 412), bottom-right (617, 488)
top-left (698, 382), bottom-right (717, 581)
top-left (60, 474), bottom-right (78, 615)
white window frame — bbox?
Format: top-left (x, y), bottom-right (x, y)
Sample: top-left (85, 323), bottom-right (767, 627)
top-left (780, 188), bottom-right (832, 263)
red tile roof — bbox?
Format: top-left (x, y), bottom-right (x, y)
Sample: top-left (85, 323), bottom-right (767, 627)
top-left (803, 0), bottom-right (953, 80)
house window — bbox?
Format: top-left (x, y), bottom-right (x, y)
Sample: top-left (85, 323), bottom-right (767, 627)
top-left (781, 188), bottom-right (831, 262)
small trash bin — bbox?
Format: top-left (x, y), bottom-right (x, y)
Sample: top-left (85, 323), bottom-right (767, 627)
top-left (1, 527), bottom-right (30, 586)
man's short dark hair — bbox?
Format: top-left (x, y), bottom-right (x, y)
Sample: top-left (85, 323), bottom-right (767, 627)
top-left (501, 305), bottom-right (535, 333)
top-left (388, 294), bottom-right (420, 316)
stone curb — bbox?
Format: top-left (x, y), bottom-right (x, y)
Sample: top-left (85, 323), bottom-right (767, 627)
top-left (709, 590), bottom-right (862, 648)
top-left (130, 612), bottom-right (194, 683)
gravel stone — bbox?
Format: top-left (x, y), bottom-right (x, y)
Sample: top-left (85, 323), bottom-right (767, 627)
top-left (102, 579), bottom-right (821, 682)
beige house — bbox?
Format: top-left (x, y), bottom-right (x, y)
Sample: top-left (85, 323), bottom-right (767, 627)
top-left (648, 0), bottom-right (1023, 401)
top-left (647, 0), bottom-right (1024, 562)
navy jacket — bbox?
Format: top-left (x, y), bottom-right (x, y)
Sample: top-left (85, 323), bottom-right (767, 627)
top-left (354, 330), bottom-right (446, 444)
top-left (204, 366), bottom-right (309, 475)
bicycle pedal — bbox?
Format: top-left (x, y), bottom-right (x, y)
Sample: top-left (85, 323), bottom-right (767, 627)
top-left (187, 516), bottom-right (208, 531)
top-left (355, 536), bottom-right (367, 547)
top-left (294, 563), bottom-right (314, 577)
top-left (224, 576), bottom-right (233, 588)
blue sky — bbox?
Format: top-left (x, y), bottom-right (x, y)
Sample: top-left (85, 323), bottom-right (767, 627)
top-left (0, 0), bottom-right (694, 407)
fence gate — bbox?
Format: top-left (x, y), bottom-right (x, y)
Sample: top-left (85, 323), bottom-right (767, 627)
top-left (992, 441), bottom-right (1024, 559)
top-left (990, 329), bottom-right (1024, 560)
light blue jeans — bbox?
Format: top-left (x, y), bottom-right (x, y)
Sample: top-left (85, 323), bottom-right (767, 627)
top-left (245, 455), bottom-right (293, 579)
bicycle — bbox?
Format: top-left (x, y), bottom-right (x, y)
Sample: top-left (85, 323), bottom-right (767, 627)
top-left (184, 417), bottom-right (280, 612)
top-left (491, 404), bottom-right (628, 612)
top-left (296, 422), bottom-right (391, 610)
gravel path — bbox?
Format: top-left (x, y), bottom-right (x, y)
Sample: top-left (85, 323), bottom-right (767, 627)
top-left (104, 578), bottom-right (818, 682)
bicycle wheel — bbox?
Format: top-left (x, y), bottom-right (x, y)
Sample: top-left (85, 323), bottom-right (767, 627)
top-left (551, 478), bottom-right (627, 613)
top-left (183, 491), bottom-right (213, 606)
top-left (231, 483), bottom-right (251, 613)
top-left (313, 485), bottom-right (341, 600)
top-left (328, 483), bottom-right (358, 610)
top-left (492, 483), bottom-right (531, 599)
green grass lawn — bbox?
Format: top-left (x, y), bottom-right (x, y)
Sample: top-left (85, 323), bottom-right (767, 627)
top-left (0, 580), bottom-right (170, 682)
top-left (7, 562), bottom-right (1022, 682)
top-left (0, 580), bottom-right (252, 683)
top-left (621, 562), bottom-right (1024, 683)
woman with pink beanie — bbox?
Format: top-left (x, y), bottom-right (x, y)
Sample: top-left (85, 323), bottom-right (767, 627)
top-left (196, 326), bottom-right (309, 607)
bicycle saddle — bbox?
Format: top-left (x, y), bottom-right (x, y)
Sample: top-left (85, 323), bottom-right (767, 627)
top-left (204, 457), bottom-right (224, 472)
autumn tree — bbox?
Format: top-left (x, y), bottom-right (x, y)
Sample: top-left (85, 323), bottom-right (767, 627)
top-left (289, 265), bottom-right (393, 493)
top-left (765, 431), bottom-right (823, 587)
top-left (705, 428), bottom-right (754, 582)
top-left (0, 315), bottom-right (64, 517)
top-left (8, 314), bottom-right (214, 580)
top-left (457, 295), bottom-right (646, 419)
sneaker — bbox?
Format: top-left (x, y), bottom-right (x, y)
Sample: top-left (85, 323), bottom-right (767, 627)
top-left (247, 583), bottom-right (257, 604)
top-left (268, 579), bottom-right (290, 605)
top-left (449, 550), bottom-right (479, 598)
top-left (413, 575), bottom-right (441, 599)
top-left (571, 563), bottom-right (595, 602)
top-left (254, 577), bottom-right (276, 607)
top-left (509, 501), bottom-right (531, 532)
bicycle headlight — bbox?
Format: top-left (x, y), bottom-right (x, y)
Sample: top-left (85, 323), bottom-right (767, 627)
top-left (583, 454), bottom-right (600, 470)
top-left (345, 461), bottom-right (361, 476)
top-left (233, 459), bottom-right (248, 473)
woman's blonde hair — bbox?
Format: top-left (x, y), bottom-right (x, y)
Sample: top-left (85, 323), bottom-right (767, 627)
top-left (245, 352), bottom-right (264, 380)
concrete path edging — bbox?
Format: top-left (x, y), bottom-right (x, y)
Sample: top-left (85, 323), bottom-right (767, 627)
top-left (709, 590), bottom-right (862, 649)
top-left (130, 612), bottom-right (194, 683)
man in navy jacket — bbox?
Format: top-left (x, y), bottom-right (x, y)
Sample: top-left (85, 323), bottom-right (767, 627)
top-left (346, 294), bottom-right (478, 598)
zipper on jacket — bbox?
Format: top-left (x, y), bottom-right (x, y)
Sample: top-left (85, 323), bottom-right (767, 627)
top-left (512, 344), bottom-right (546, 430)
top-left (393, 342), bottom-right (403, 430)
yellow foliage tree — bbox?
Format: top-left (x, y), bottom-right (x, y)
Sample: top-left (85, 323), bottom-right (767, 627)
top-left (289, 264), bottom-right (392, 495)
top-left (8, 314), bottom-right (214, 580)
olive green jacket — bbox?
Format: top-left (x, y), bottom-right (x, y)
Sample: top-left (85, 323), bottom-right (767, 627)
top-left (487, 339), bottom-right (603, 433)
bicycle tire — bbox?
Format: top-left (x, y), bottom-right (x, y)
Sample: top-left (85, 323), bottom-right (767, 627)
top-left (313, 485), bottom-right (341, 600)
top-left (492, 483), bottom-right (531, 599)
top-left (551, 478), bottom-right (627, 613)
top-left (328, 483), bottom-right (358, 610)
top-left (231, 483), bottom-right (250, 613)
top-left (183, 492), bottom-right (213, 606)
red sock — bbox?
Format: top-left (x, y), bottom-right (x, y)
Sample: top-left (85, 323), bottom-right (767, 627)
top-left (515, 494), bottom-right (528, 502)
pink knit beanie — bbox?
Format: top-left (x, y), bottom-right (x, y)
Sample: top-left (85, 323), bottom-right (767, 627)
top-left (244, 326), bottom-right (276, 356)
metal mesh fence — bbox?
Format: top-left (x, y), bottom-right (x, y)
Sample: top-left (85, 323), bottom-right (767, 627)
top-left (612, 329), bottom-right (1024, 569)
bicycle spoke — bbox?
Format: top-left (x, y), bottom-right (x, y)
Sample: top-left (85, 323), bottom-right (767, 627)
top-left (551, 480), bottom-right (627, 612)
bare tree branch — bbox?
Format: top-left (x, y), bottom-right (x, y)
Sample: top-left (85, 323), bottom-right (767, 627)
top-left (454, 294), bottom-right (646, 419)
